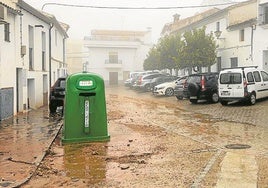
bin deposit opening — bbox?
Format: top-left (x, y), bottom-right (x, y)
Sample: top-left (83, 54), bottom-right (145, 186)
top-left (79, 93), bottom-right (96, 96)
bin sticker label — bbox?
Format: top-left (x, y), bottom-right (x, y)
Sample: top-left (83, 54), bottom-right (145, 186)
top-left (85, 100), bottom-right (89, 128)
top-left (79, 80), bottom-right (93, 87)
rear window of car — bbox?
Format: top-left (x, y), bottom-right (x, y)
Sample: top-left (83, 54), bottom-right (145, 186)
top-left (220, 73), bottom-right (242, 84)
top-left (187, 76), bottom-right (201, 83)
top-left (59, 80), bottom-right (66, 88)
top-left (144, 74), bottom-right (160, 79)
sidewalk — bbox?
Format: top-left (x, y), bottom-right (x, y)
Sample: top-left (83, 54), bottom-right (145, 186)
top-left (0, 107), bottom-right (62, 188)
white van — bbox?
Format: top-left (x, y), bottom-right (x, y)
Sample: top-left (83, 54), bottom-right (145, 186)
top-left (218, 66), bottom-right (268, 105)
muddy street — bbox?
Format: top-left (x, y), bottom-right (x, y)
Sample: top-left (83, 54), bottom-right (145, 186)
top-left (21, 85), bottom-right (268, 188)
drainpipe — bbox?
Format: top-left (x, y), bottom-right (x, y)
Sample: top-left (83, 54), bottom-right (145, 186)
top-left (49, 23), bottom-right (53, 88)
top-left (251, 24), bottom-right (256, 62)
top-left (63, 37), bottom-right (67, 76)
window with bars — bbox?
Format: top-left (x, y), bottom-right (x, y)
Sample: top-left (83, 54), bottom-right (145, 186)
top-left (259, 4), bottom-right (268, 25)
top-left (29, 25), bottom-right (34, 70)
top-left (265, 6), bottom-right (268, 24)
top-left (42, 31), bottom-right (46, 71)
top-left (108, 52), bottom-right (118, 64)
top-left (4, 23), bottom-right (10, 42)
top-left (239, 29), bottom-right (244, 42)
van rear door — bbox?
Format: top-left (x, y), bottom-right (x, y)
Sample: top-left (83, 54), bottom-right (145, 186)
top-left (253, 71), bottom-right (265, 98)
top-left (260, 71), bottom-right (268, 98)
top-left (219, 72), bottom-right (244, 98)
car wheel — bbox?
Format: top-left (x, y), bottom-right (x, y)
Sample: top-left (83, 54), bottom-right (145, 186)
top-left (49, 102), bottom-right (57, 114)
top-left (145, 84), bottom-right (151, 92)
top-left (211, 92), bottom-right (219, 103)
top-left (190, 99), bottom-right (198, 104)
top-left (165, 88), bottom-right (174, 96)
top-left (220, 101), bottom-right (228, 106)
top-left (248, 93), bottom-right (256, 105)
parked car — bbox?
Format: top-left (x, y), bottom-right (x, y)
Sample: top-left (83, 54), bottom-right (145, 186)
top-left (126, 71), bottom-right (160, 89)
top-left (153, 77), bottom-right (182, 96)
top-left (218, 66), bottom-right (268, 105)
top-left (185, 72), bottom-right (219, 104)
top-left (133, 73), bottom-right (164, 91)
top-left (150, 75), bottom-right (177, 91)
top-left (49, 76), bottom-right (66, 113)
top-left (174, 76), bottom-right (188, 100)
top-left (124, 71), bottom-right (143, 87)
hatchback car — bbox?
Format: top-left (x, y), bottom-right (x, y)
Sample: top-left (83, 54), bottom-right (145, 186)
top-left (185, 72), bottom-right (219, 104)
top-left (153, 77), bottom-right (182, 97)
top-left (150, 75), bottom-right (177, 91)
top-left (218, 66), bottom-right (268, 105)
top-left (49, 77), bottom-right (66, 113)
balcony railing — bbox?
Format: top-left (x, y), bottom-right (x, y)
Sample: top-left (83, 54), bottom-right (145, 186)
top-left (104, 59), bottom-right (122, 68)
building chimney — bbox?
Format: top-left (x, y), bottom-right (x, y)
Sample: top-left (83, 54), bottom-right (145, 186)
top-left (173, 14), bottom-right (180, 22)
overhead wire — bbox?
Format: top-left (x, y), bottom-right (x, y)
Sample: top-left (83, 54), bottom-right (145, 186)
top-left (42, 2), bottom-right (240, 10)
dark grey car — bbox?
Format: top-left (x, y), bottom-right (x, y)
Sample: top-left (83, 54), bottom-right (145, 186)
top-left (174, 76), bottom-right (188, 100)
top-left (134, 73), bottom-right (164, 91)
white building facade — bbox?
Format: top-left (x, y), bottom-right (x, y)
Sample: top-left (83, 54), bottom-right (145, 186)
top-left (255, 0), bottom-right (268, 71)
top-left (162, 0), bottom-right (268, 73)
top-left (83, 29), bottom-right (152, 85)
top-left (0, 0), bottom-right (68, 120)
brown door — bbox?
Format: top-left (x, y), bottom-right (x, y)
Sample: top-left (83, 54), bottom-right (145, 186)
top-left (109, 72), bottom-right (118, 85)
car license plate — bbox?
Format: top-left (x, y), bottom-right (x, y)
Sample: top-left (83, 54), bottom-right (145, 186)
top-left (85, 100), bottom-right (89, 128)
top-left (190, 96), bottom-right (197, 99)
top-left (221, 91), bottom-right (230, 96)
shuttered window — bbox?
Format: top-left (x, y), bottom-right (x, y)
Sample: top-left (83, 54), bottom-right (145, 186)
top-left (4, 23), bottom-right (10, 42)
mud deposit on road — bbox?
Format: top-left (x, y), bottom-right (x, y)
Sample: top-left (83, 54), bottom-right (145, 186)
top-left (22, 91), bottom-right (217, 188)
top-left (21, 87), bottom-right (268, 187)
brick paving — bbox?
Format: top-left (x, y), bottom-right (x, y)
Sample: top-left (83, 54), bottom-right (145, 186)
top-left (177, 99), bottom-right (268, 127)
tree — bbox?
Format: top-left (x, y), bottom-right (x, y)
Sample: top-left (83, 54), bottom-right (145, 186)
top-left (143, 45), bottom-right (161, 70)
top-left (158, 33), bottom-right (183, 72)
top-left (179, 27), bottom-right (217, 72)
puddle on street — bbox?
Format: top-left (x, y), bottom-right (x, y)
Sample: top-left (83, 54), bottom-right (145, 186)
top-left (62, 142), bottom-right (108, 184)
top-left (0, 107), bottom-right (62, 184)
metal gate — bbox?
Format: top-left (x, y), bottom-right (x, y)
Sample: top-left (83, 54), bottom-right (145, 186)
top-left (0, 88), bottom-right (14, 120)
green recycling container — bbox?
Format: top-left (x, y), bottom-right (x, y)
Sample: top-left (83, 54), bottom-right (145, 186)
top-left (62, 72), bottom-right (110, 143)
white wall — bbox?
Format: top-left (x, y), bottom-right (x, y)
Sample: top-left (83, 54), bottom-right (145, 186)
top-left (85, 37), bottom-right (151, 83)
top-left (20, 10), bottom-right (49, 109)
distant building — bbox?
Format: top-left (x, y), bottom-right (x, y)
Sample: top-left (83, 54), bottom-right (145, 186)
top-left (66, 39), bottom-right (87, 74)
top-left (0, 0), bottom-right (68, 120)
top-left (82, 29), bottom-right (153, 85)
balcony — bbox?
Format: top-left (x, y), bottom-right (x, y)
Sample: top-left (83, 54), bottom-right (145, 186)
top-left (104, 59), bottom-right (122, 68)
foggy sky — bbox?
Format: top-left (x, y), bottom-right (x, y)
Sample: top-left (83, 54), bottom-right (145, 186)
top-left (23, 0), bottom-right (244, 43)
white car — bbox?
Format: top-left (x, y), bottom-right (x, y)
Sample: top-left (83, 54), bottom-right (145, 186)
top-left (218, 66), bottom-right (268, 105)
top-left (153, 80), bottom-right (178, 96)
